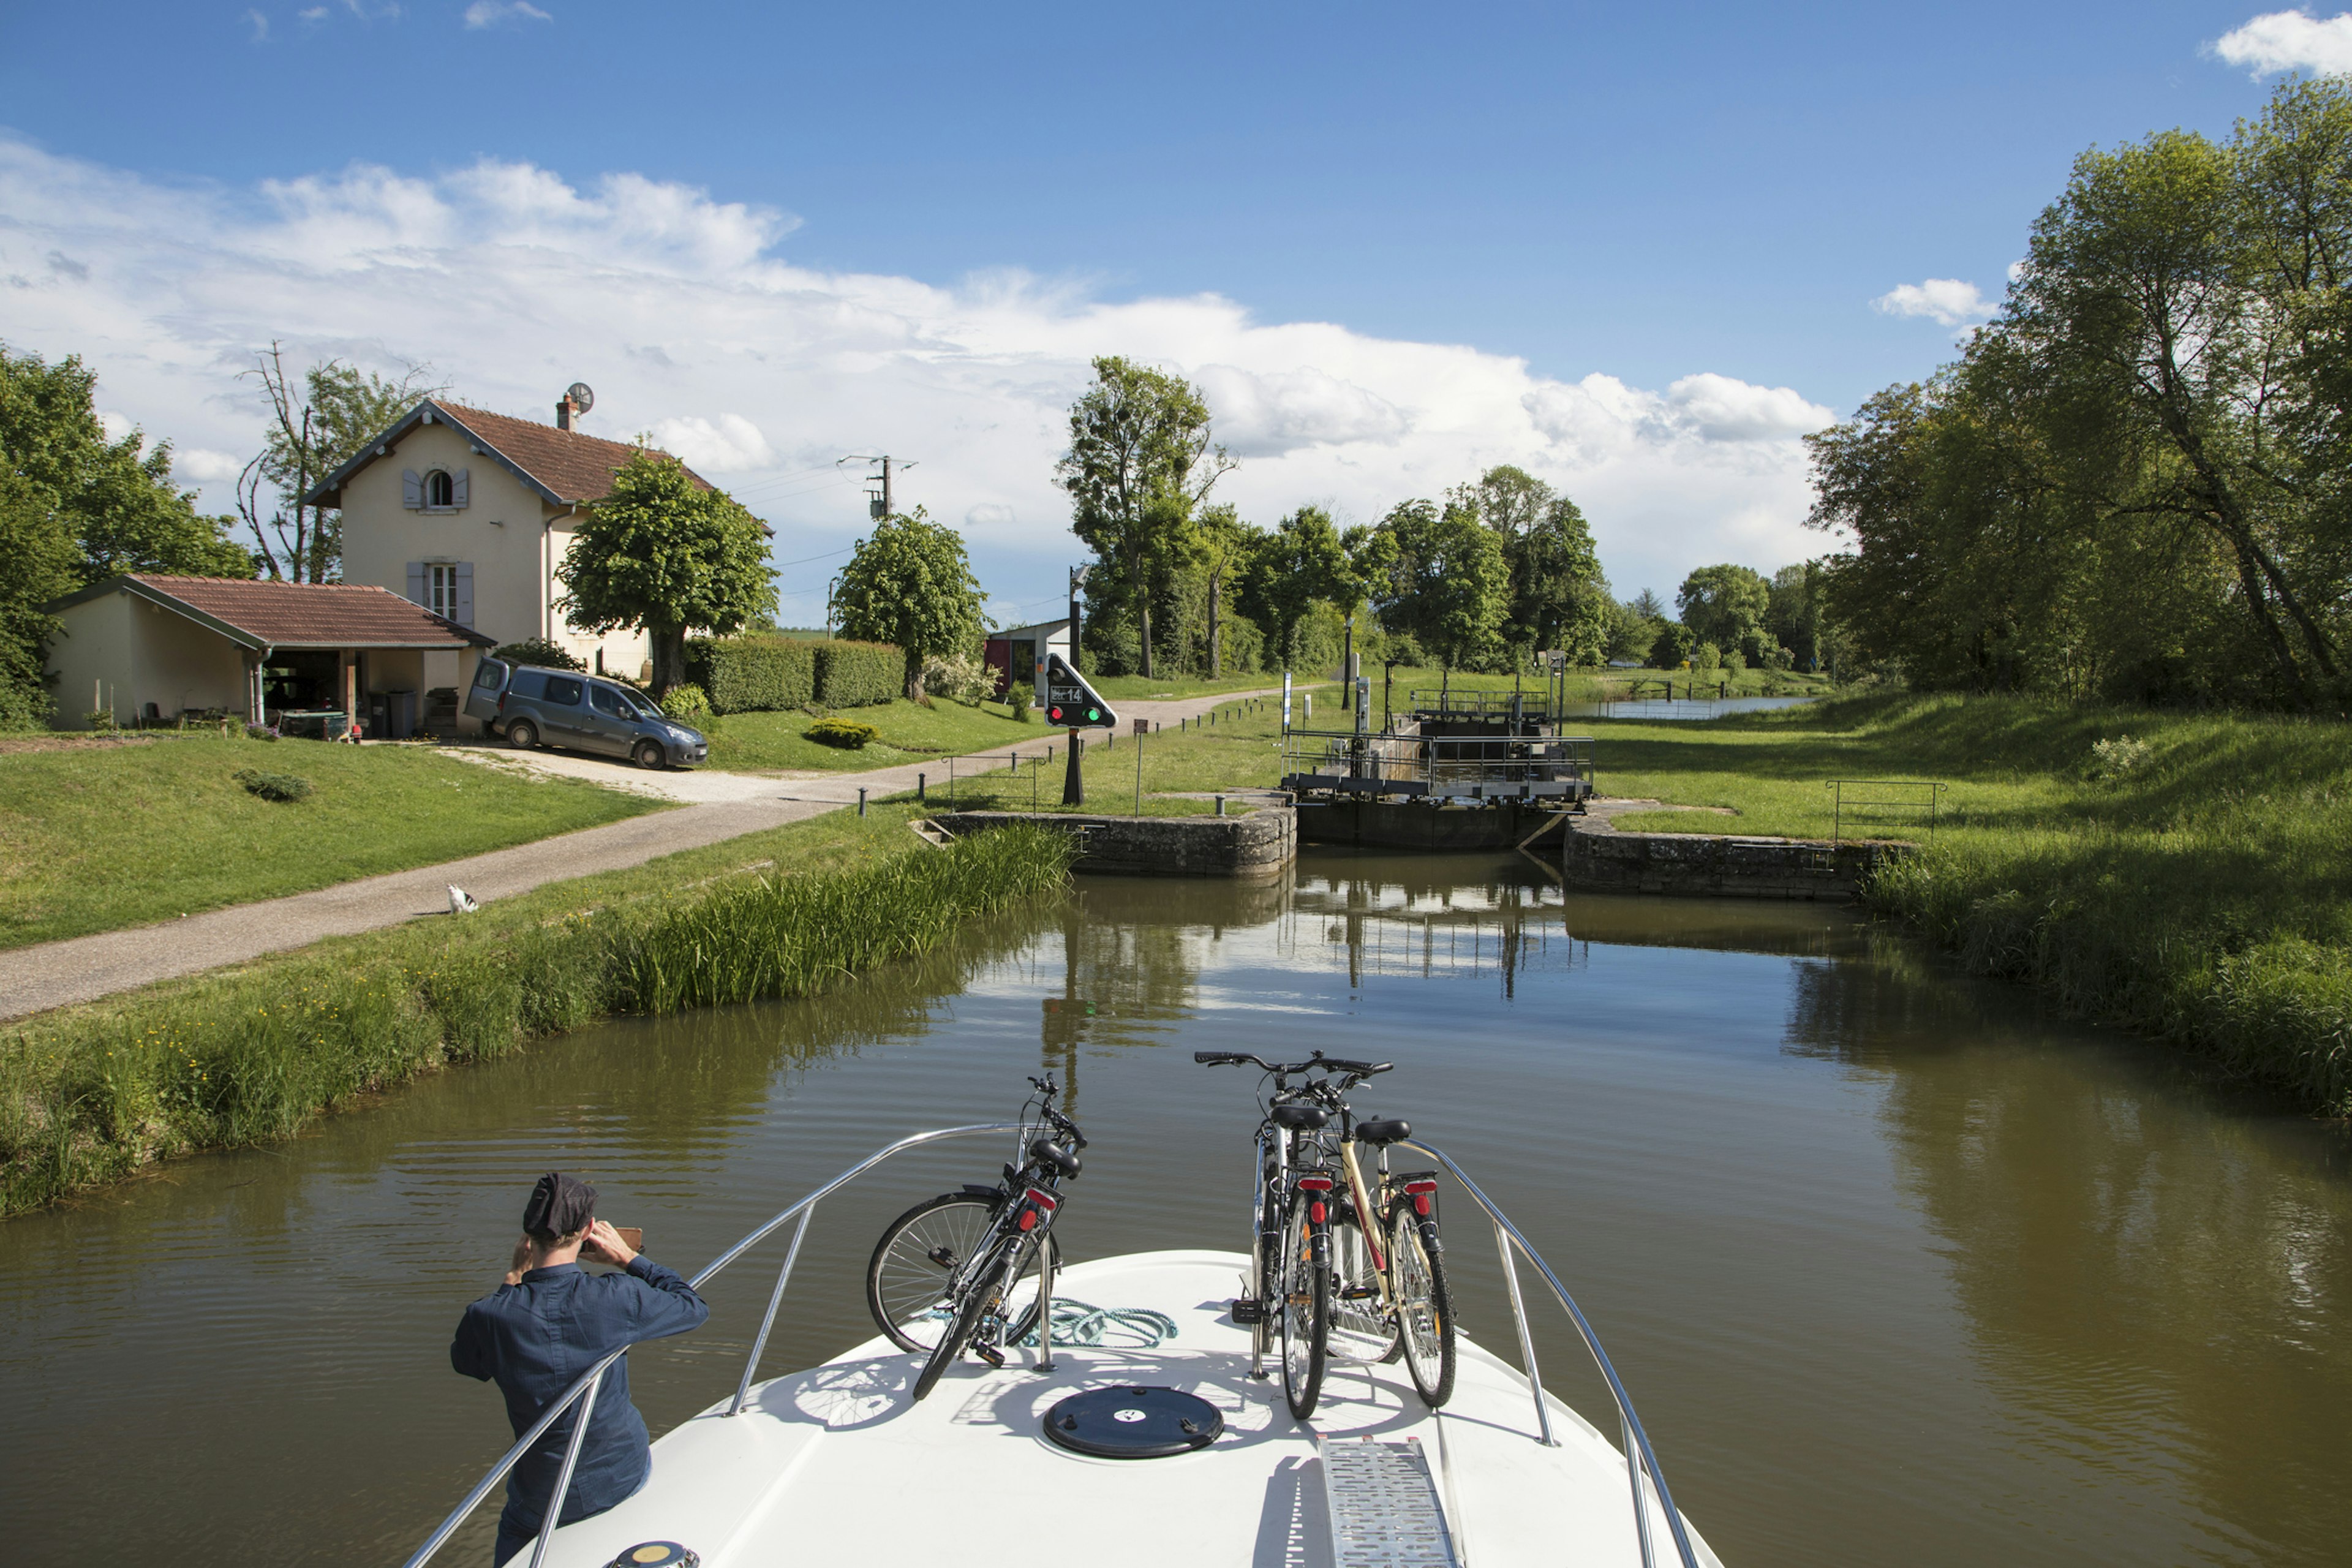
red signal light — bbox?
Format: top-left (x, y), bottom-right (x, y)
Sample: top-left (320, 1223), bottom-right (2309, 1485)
top-left (1047, 705), bottom-right (1065, 723)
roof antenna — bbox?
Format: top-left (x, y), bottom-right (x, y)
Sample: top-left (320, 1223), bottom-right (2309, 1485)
top-left (558, 382), bottom-right (594, 431)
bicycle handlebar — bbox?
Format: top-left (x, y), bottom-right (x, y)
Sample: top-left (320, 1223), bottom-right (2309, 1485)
top-left (1192, 1050), bottom-right (1393, 1079)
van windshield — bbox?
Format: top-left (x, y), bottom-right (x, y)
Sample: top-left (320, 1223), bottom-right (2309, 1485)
top-left (612, 683), bottom-right (663, 717)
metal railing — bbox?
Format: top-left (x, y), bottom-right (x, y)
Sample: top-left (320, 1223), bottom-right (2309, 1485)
top-left (400, 1123), bottom-right (1025, 1568)
top-left (1282, 729), bottom-right (1595, 801)
top-left (1827, 779), bottom-right (1947, 845)
top-left (1406, 689), bottom-right (1560, 723)
top-left (1400, 1137), bottom-right (1703, 1568)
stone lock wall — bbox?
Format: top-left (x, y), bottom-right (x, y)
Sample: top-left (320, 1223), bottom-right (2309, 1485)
top-left (1562, 826), bottom-right (1909, 902)
top-left (929, 807), bottom-right (1296, 878)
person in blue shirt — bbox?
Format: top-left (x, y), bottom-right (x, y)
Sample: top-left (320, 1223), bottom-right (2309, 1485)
top-left (452, 1172), bottom-right (709, 1566)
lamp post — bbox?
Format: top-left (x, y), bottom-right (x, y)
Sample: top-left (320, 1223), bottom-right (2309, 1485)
top-left (1343, 612), bottom-right (1355, 715)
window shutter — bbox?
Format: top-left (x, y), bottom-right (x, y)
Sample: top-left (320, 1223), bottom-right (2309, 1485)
top-left (406, 562), bottom-right (426, 606)
top-left (452, 468), bottom-right (469, 508)
top-left (453, 562), bottom-right (475, 627)
top-left (402, 469), bottom-right (423, 510)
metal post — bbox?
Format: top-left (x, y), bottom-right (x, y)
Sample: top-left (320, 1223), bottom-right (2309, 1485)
top-left (1624, 1408), bottom-right (1659, 1568)
top-left (1495, 1223), bottom-right (1557, 1446)
top-left (918, 771), bottom-right (925, 804)
top-left (729, 1205), bottom-right (814, 1415)
top-left (857, 787), bottom-right (867, 818)
top-left (1134, 718), bottom-right (1145, 816)
top-left (1034, 1235), bottom-right (1058, 1373)
top-left (526, 1365), bottom-right (605, 1568)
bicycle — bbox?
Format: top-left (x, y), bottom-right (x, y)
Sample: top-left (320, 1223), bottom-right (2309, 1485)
top-left (1195, 1049), bottom-right (1455, 1420)
top-left (865, 1076), bottom-right (1087, 1401)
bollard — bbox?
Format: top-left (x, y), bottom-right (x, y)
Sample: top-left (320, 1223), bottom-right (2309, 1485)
top-left (918, 772), bottom-right (926, 803)
top-left (858, 786), bottom-right (867, 818)
top-left (1216, 795), bottom-right (1226, 816)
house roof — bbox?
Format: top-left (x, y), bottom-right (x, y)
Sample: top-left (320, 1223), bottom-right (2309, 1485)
top-left (47, 575), bottom-right (497, 652)
top-left (300, 397), bottom-right (714, 510)
top-left (993, 618), bottom-right (1072, 639)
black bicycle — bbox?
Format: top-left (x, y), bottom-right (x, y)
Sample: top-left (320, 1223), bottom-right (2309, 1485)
top-left (1196, 1050), bottom-right (1455, 1419)
top-left (865, 1077), bottom-right (1087, 1401)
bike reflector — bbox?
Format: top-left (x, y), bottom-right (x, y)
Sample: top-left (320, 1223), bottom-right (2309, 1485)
top-left (1295, 1175), bottom-right (1333, 1191)
top-left (1019, 1186), bottom-right (1060, 1231)
top-left (1310, 1202), bottom-right (1327, 1224)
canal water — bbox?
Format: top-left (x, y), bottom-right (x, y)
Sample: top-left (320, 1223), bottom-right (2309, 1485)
top-left (3, 851), bottom-right (2346, 1567)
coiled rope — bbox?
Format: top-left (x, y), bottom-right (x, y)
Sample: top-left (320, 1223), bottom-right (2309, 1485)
top-left (1011, 1298), bottom-right (1180, 1349)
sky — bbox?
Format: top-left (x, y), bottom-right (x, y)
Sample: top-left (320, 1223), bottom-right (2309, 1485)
top-left (2, 2), bottom-right (2347, 628)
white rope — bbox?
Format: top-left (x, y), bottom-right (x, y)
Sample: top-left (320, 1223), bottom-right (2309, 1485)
top-left (1011, 1298), bottom-right (1180, 1349)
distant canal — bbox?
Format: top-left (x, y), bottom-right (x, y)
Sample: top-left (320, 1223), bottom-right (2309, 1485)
top-left (2, 851), bottom-right (2346, 1566)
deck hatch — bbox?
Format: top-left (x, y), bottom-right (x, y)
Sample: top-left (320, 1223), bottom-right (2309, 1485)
top-left (1317, 1434), bottom-right (1461, 1568)
top-left (1039, 1385), bottom-right (1223, 1458)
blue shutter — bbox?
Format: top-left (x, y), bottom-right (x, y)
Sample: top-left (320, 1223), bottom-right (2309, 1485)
top-left (406, 562), bottom-right (426, 606)
top-left (451, 468), bottom-right (469, 508)
top-left (402, 469), bottom-right (422, 510)
top-left (453, 562), bottom-right (475, 627)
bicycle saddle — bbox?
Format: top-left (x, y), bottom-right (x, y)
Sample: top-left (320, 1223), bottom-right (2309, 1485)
top-left (1355, 1117), bottom-right (1411, 1145)
top-left (1270, 1102), bottom-right (1329, 1130)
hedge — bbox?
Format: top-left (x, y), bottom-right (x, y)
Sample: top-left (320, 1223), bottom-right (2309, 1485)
top-left (686, 636), bottom-right (815, 714)
top-left (816, 640), bottom-right (902, 707)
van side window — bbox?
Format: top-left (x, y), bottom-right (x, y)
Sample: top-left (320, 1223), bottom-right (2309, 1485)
top-left (510, 671), bottom-right (547, 701)
top-left (590, 684), bottom-right (630, 717)
top-left (543, 676), bottom-right (585, 706)
top-left (471, 660), bottom-right (506, 692)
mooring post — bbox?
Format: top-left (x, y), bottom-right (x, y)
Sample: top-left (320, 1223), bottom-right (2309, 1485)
top-left (918, 771), bottom-right (925, 803)
top-left (857, 787), bottom-right (867, 818)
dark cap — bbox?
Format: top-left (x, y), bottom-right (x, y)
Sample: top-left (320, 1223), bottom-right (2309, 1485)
top-left (522, 1171), bottom-right (597, 1241)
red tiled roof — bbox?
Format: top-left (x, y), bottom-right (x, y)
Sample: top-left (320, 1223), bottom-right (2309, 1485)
top-left (123, 575), bottom-right (492, 649)
top-left (433, 401), bottom-right (712, 504)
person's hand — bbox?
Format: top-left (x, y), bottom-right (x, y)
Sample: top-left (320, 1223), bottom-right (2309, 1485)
top-left (581, 1219), bottom-right (638, 1268)
top-left (503, 1235), bottom-right (532, 1287)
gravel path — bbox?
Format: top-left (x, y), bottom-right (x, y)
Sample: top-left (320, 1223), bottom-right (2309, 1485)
top-left (0, 690), bottom-right (1279, 1022)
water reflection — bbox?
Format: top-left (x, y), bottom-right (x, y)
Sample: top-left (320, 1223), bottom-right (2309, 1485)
top-left (1, 850), bottom-right (2345, 1568)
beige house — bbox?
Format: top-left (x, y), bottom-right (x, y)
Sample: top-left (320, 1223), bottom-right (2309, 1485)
top-left (304, 393), bottom-right (717, 695)
top-left (45, 574), bottom-right (492, 734)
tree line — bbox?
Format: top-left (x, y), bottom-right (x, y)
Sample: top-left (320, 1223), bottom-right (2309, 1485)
top-left (1809, 77), bottom-right (2352, 709)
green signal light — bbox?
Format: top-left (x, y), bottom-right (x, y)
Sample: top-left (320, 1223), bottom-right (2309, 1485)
top-left (1086, 707), bottom-right (1100, 722)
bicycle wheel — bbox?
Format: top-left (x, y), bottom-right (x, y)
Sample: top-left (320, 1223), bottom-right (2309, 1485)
top-left (911, 1261), bottom-right (999, 1403)
top-left (1325, 1208), bottom-right (1402, 1365)
top-left (1278, 1190), bottom-right (1331, 1420)
top-left (1387, 1206), bottom-right (1456, 1408)
top-left (867, 1193), bottom-right (1057, 1354)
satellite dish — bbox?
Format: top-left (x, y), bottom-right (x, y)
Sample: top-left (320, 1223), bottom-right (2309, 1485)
top-left (566, 382), bottom-right (595, 415)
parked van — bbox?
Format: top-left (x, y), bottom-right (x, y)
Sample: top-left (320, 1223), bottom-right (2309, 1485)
top-left (463, 659), bottom-right (709, 768)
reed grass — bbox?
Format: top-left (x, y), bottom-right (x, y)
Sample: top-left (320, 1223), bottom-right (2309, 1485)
top-left (0, 823), bottom-right (1071, 1215)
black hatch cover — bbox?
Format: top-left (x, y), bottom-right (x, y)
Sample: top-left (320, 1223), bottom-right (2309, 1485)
top-left (1041, 1385), bottom-right (1223, 1458)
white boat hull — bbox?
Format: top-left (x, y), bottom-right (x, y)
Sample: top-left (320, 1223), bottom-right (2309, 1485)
top-left (525, 1250), bottom-right (1725, 1567)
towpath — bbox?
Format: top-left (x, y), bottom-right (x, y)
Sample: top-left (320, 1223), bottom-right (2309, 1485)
top-left (0, 689), bottom-right (1277, 1023)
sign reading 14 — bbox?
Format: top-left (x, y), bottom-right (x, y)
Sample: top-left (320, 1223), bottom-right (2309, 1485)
top-left (1041, 652), bottom-right (1118, 730)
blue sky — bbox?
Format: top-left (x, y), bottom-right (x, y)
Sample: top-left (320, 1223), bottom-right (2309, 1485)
top-left (0, 2), bottom-right (2337, 620)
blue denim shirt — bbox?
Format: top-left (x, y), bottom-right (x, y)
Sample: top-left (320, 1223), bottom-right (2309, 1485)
top-left (451, 1256), bottom-right (709, 1538)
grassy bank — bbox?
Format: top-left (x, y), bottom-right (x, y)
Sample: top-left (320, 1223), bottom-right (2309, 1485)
top-left (910, 692), bottom-right (1294, 815)
top-left (1594, 694), bottom-right (2352, 1114)
top-left (0, 733), bottom-right (659, 949)
top-left (0, 806), bottom-right (1071, 1215)
top-left (699, 696), bottom-right (1038, 772)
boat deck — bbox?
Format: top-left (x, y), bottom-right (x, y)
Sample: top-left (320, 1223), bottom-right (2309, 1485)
top-left (529, 1250), bottom-right (1721, 1568)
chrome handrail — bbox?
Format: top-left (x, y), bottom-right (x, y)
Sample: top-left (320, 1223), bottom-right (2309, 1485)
top-left (1398, 1138), bottom-right (1703, 1568)
top-left (401, 1121), bottom-right (1022, 1568)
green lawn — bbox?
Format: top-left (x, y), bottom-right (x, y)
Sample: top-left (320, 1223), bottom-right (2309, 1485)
top-left (907, 697), bottom-right (1292, 815)
top-left (0, 733), bottom-right (659, 949)
top-left (1084, 671), bottom-right (1294, 700)
top-left (702, 698), bottom-right (1042, 771)
top-left (1371, 662), bottom-right (1838, 707)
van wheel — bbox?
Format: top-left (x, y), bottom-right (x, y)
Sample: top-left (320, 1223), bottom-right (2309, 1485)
top-left (633, 740), bottom-right (665, 769)
top-left (507, 720), bottom-right (539, 750)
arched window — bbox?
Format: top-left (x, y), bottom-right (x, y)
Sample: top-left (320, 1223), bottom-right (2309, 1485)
top-left (425, 470), bottom-right (454, 508)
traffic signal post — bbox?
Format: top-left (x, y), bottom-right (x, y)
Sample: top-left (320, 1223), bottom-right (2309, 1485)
top-left (1041, 653), bottom-right (1117, 809)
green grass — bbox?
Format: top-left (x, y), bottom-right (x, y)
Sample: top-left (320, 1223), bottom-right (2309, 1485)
top-left (0, 804), bottom-right (1071, 1215)
top-left (1084, 671), bottom-right (1295, 700)
top-left (701, 698), bottom-right (1042, 771)
top-left (1585, 693), bottom-right (2352, 1113)
top-left (1370, 662), bottom-right (1838, 707)
top-left (911, 692), bottom-right (1292, 816)
top-left (0, 733), bottom-right (659, 950)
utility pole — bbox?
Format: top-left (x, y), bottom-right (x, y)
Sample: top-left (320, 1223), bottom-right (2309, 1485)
top-left (1068, 564), bottom-right (1090, 676)
top-left (839, 454), bottom-right (918, 521)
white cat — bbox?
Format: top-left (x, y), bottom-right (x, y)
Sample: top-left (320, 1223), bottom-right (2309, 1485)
top-left (447, 884), bottom-right (479, 914)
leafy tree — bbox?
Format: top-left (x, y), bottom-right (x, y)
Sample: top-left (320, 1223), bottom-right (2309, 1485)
top-left (1646, 621), bottom-right (1693, 669)
top-left (244, 344), bottom-right (442, 582)
top-left (1056, 356), bottom-right (1235, 679)
top-left (1765, 562), bottom-right (1829, 671)
top-left (1676, 564), bottom-right (1772, 660)
top-left (832, 508), bottom-right (988, 700)
top-left (1240, 506), bottom-right (1353, 669)
top-left (0, 343), bottom-right (251, 584)
top-left (1191, 503), bottom-right (1261, 679)
top-left (1450, 465), bottom-right (1610, 662)
top-left (558, 450), bottom-right (775, 693)
top-left (1362, 499), bottom-right (1507, 669)
top-left (1603, 595), bottom-right (1656, 664)
top-left (0, 471), bottom-right (79, 726)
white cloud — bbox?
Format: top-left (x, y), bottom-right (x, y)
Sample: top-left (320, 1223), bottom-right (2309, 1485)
top-left (244, 9), bottom-right (268, 42)
top-left (464, 0), bottom-right (551, 28)
top-left (174, 449), bottom-right (246, 483)
top-left (96, 410), bottom-right (135, 443)
top-left (2212, 10), bottom-right (2352, 75)
top-left (0, 138), bottom-right (1836, 602)
top-left (648, 412), bottom-right (775, 472)
top-left (1873, 277), bottom-right (1996, 327)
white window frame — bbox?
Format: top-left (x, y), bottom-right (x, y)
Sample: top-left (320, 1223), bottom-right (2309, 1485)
top-left (425, 562), bottom-right (460, 621)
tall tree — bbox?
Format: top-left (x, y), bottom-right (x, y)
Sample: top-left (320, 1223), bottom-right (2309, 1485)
top-left (558, 450), bottom-right (776, 692)
top-left (1450, 465), bottom-right (1609, 662)
top-left (831, 508), bottom-right (989, 700)
top-left (0, 471), bottom-right (80, 726)
top-left (1191, 503), bottom-right (1260, 679)
top-left (1362, 498), bottom-right (1508, 669)
top-left (1240, 506), bottom-right (1352, 669)
top-left (1676, 564), bottom-right (1773, 658)
top-left (241, 344), bottom-right (442, 582)
top-left (0, 343), bottom-right (252, 584)
top-left (1056, 356), bottom-right (1235, 679)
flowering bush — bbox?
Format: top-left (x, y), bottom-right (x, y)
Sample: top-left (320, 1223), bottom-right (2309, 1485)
top-left (922, 652), bottom-right (997, 706)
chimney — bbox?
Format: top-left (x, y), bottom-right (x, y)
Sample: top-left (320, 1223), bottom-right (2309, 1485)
top-left (556, 394), bottom-right (575, 432)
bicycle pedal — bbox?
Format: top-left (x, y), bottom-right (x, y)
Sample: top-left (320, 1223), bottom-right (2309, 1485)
top-left (1229, 1297), bottom-right (1265, 1325)
top-left (973, 1343), bottom-right (1006, 1368)
top-left (1340, 1287), bottom-right (1379, 1301)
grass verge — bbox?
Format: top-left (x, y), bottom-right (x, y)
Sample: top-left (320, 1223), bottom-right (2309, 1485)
top-left (0, 732), bottom-right (660, 950)
top-left (0, 805), bottom-right (1071, 1215)
top-left (903, 692), bottom-right (1292, 815)
top-left (700, 697), bottom-right (1042, 772)
top-left (1590, 693), bottom-right (2352, 1114)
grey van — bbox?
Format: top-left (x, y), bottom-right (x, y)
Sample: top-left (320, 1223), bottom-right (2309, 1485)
top-left (464, 659), bottom-right (709, 768)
